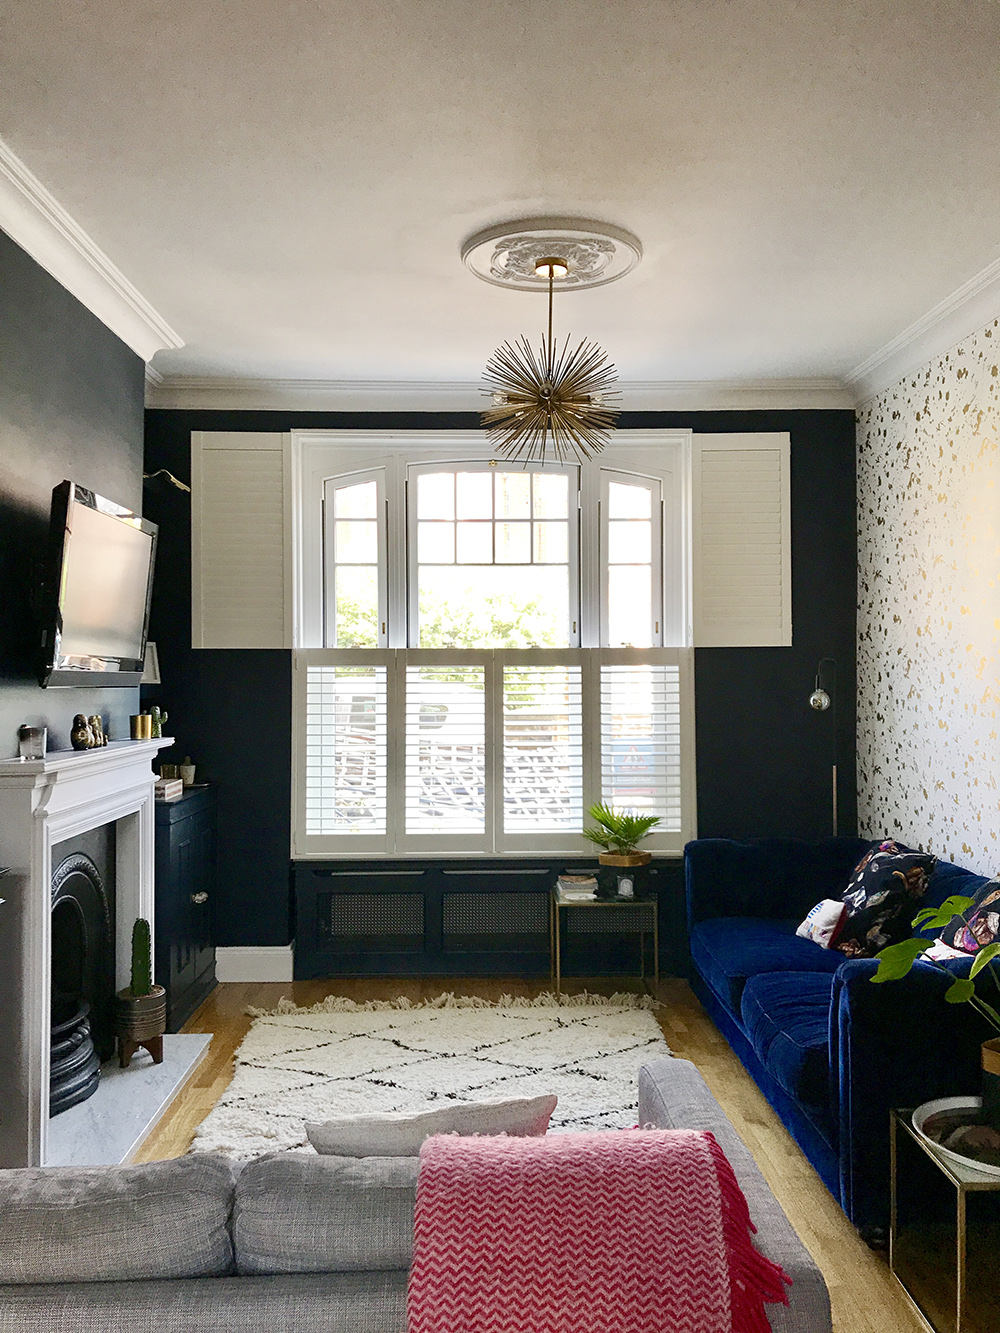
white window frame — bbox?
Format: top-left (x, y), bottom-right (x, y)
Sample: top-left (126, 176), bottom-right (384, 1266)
top-left (405, 459), bottom-right (582, 648)
top-left (599, 469), bottom-right (664, 647)
top-left (291, 429), bottom-right (691, 650)
top-left (322, 468), bottom-right (388, 647)
top-left (292, 646), bottom-right (696, 859)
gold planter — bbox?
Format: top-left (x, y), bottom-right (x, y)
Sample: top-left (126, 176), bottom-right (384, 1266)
top-left (597, 851), bottom-right (652, 867)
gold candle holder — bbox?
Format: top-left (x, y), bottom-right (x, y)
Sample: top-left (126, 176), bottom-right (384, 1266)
top-left (130, 714), bottom-right (152, 741)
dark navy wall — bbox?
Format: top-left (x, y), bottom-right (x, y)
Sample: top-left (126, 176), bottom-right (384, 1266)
top-left (0, 230), bottom-right (145, 756)
top-left (144, 407), bottom-right (856, 948)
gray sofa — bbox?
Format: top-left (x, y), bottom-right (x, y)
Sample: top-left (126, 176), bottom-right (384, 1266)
top-left (0, 1058), bottom-right (830, 1333)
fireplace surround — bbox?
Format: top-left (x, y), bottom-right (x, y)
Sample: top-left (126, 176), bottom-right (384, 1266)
top-left (0, 739), bottom-right (170, 1166)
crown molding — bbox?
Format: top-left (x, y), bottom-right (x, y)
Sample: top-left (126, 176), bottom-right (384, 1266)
top-left (145, 375), bottom-right (854, 412)
top-left (847, 254), bottom-right (1000, 404)
top-left (0, 135), bottom-right (183, 362)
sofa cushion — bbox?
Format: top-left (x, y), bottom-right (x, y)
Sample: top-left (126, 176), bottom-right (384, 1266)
top-left (740, 973), bottom-right (833, 1108)
top-left (690, 917), bottom-right (843, 1014)
top-left (0, 1156), bottom-right (235, 1284)
top-left (306, 1094), bottom-right (556, 1156)
top-left (233, 1152), bottom-right (417, 1275)
top-left (914, 861), bottom-right (991, 937)
top-left (833, 840), bottom-right (936, 958)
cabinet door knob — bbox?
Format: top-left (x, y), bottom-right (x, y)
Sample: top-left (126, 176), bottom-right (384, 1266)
top-left (191, 891), bottom-right (209, 904)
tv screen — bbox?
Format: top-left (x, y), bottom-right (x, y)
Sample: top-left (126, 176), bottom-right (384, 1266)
top-left (40, 482), bottom-right (158, 688)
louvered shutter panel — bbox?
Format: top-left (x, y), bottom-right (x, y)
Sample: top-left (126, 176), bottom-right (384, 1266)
top-left (191, 431), bottom-right (290, 648)
top-left (600, 662), bottom-right (682, 832)
top-left (305, 662), bottom-right (388, 835)
top-left (404, 665), bottom-right (486, 834)
top-left (502, 664), bottom-right (583, 832)
top-left (692, 433), bottom-right (791, 647)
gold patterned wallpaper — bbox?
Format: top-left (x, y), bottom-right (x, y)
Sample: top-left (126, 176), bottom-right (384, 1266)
top-left (857, 322), bottom-right (999, 874)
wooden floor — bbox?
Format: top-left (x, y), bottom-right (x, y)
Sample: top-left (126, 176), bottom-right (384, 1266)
top-left (137, 975), bottom-right (922, 1333)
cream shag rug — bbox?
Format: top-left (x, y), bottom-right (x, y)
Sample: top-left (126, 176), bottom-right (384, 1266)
top-left (190, 991), bottom-right (671, 1158)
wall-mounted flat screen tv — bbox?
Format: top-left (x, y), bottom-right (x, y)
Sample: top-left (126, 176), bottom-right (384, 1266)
top-left (39, 481), bottom-right (158, 688)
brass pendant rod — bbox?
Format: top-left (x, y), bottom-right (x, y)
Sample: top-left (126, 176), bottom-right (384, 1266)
top-left (547, 263), bottom-right (554, 370)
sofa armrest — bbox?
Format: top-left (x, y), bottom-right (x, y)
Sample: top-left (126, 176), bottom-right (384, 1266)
top-left (684, 836), bottom-right (868, 929)
top-left (639, 1059), bottom-right (832, 1333)
top-left (830, 956), bottom-right (990, 1236)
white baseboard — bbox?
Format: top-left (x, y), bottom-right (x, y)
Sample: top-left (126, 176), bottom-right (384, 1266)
top-left (215, 946), bottom-right (294, 983)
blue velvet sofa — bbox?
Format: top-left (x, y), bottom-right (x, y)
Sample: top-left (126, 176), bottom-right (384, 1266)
top-left (685, 836), bottom-right (991, 1238)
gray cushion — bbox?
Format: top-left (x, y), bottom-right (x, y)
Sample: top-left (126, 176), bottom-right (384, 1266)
top-left (233, 1152), bottom-right (417, 1275)
top-left (0, 1156), bottom-right (235, 1284)
top-left (0, 1271), bottom-right (408, 1333)
top-left (305, 1094), bottom-right (557, 1156)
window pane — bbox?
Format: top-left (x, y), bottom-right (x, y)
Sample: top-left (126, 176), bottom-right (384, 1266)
top-left (496, 522), bottom-right (531, 563)
top-left (335, 519), bottom-right (379, 564)
top-left (418, 567), bottom-right (568, 647)
top-left (456, 522), bottom-right (493, 564)
top-left (608, 518), bottom-right (651, 564)
top-left (305, 664), bottom-right (387, 834)
top-left (608, 481), bottom-right (651, 518)
top-left (533, 472), bottom-right (568, 518)
top-left (534, 522), bottom-right (568, 564)
top-left (607, 565), bottom-right (652, 646)
top-left (418, 521), bottom-right (455, 563)
top-left (418, 472), bottom-right (455, 520)
top-left (334, 567), bottom-right (379, 647)
top-left (405, 666), bottom-right (485, 834)
top-left (456, 471), bottom-right (493, 519)
top-left (334, 480), bottom-right (377, 519)
top-left (601, 663), bottom-right (681, 830)
top-left (503, 665), bottom-right (583, 831)
top-left (495, 471), bottom-right (530, 519)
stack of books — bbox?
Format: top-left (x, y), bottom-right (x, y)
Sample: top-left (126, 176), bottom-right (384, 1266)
top-left (557, 873), bottom-right (598, 902)
top-left (154, 776), bottom-right (184, 802)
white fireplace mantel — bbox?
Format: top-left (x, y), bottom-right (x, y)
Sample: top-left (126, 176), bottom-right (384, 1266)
top-left (0, 739), bottom-right (171, 1166)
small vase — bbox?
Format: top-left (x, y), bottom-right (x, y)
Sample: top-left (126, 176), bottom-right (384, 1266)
top-left (982, 1038), bottom-right (1000, 1128)
top-left (114, 986), bottom-right (167, 1068)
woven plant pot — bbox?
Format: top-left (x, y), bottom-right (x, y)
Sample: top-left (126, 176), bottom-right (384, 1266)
top-left (114, 986), bottom-right (166, 1043)
top-left (597, 851), bottom-right (652, 867)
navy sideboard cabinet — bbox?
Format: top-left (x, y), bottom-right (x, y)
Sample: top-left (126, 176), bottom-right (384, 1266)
top-left (154, 786), bottom-right (217, 1031)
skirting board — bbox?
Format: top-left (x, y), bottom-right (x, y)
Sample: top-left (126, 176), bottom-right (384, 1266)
top-left (216, 945), bottom-right (295, 982)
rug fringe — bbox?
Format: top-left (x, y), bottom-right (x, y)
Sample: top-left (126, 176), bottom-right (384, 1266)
top-left (245, 989), bottom-right (662, 1018)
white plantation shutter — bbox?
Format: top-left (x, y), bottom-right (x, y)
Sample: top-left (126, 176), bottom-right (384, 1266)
top-left (405, 665), bottom-right (486, 835)
top-left (502, 664), bottom-right (583, 833)
top-left (692, 433), bottom-right (791, 647)
top-left (304, 662), bottom-right (387, 836)
top-left (600, 663), bottom-right (682, 832)
top-left (191, 432), bottom-right (291, 648)
top-left (294, 649), bottom-right (693, 856)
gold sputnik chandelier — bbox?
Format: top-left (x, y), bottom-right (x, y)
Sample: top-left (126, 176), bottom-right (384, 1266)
top-left (481, 257), bottom-right (620, 463)
top-left (462, 218), bottom-right (642, 465)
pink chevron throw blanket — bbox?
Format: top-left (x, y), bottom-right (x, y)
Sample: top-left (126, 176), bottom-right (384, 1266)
top-left (407, 1129), bottom-right (790, 1333)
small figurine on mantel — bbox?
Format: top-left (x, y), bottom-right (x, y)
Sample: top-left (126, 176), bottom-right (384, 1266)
top-left (148, 704), bottom-right (168, 739)
top-left (71, 714), bottom-right (108, 750)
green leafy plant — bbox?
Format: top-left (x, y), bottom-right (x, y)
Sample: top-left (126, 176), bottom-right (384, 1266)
top-left (581, 804), bottom-right (660, 856)
top-left (130, 918), bottom-right (153, 998)
top-left (871, 895), bottom-right (1000, 1034)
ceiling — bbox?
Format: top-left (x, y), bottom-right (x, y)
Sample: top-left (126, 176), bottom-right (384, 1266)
top-left (3, 0), bottom-right (1000, 400)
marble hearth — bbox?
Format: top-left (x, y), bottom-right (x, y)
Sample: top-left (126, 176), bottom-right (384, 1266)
top-left (0, 739), bottom-right (175, 1167)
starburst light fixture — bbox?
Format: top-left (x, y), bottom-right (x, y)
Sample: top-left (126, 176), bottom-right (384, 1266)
top-left (480, 256), bottom-right (621, 463)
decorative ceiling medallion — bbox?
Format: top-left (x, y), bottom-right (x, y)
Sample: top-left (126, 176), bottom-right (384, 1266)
top-left (462, 217), bottom-right (641, 292)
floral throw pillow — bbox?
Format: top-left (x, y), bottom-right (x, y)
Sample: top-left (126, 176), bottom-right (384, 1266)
top-left (941, 878), bottom-right (1000, 955)
top-left (834, 839), bottom-right (937, 959)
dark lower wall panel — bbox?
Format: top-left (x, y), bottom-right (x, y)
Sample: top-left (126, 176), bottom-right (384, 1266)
top-left (0, 229), bottom-right (145, 756)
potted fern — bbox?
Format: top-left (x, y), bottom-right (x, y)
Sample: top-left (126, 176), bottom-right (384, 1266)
top-left (113, 918), bottom-right (166, 1068)
top-left (582, 804), bottom-right (660, 867)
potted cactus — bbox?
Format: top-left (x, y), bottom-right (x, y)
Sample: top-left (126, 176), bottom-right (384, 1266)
top-left (113, 918), bottom-right (166, 1068)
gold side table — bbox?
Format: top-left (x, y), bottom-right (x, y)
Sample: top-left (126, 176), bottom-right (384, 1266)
top-left (890, 1107), bottom-right (1000, 1333)
top-left (550, 886), bottom-right (658, 995)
